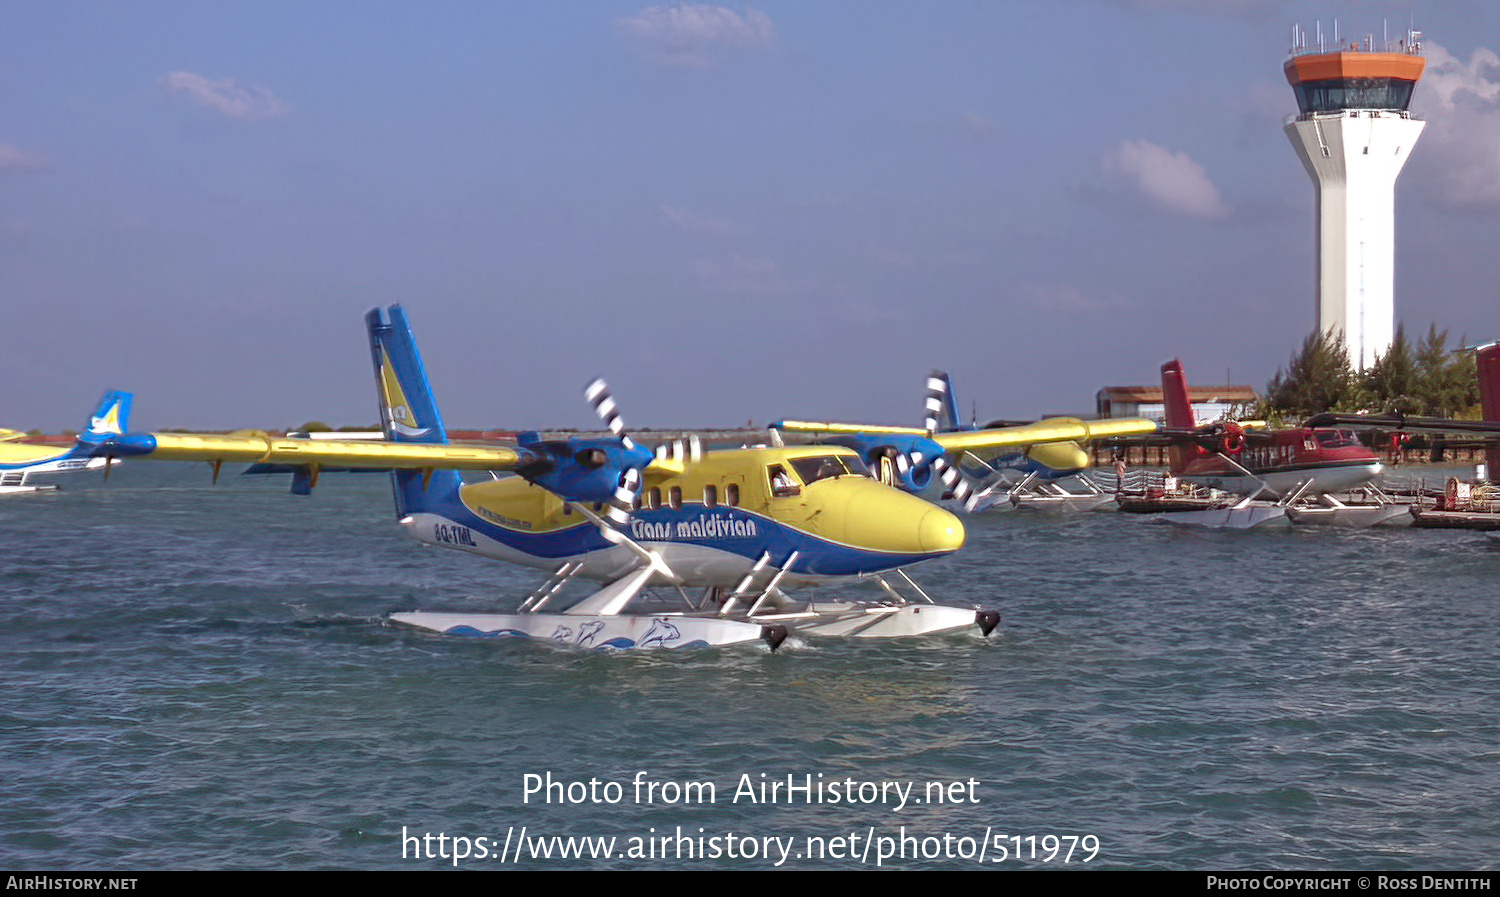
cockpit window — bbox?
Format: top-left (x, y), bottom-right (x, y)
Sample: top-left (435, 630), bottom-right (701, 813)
top-left (768, 464), bottom-right (799, 498)
top-left (789, 454), bottom-right (864, 485)
top-left (1314, 429), bottom-right (1361, 448)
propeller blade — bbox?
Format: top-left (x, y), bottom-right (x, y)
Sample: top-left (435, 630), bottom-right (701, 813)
top-left (584, 378), bottom-right (636, 450)
top-left (599, 468), bottom-right (642, 544)
top-left (924, 371), bottom-right (948, 436)
top-left (932, 455), bottom-right (977, 510)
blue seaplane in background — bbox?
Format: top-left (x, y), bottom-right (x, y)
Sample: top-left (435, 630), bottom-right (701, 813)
top-left (0, 392), bottom-right (133, 495)
top-left (772, 372), bottom-right (1156, 513)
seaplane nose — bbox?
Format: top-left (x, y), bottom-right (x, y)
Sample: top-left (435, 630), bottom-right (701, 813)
top-left (918, 504), bottom-right (965, 554)
top-left (840, 484), bottom-right (966, 556)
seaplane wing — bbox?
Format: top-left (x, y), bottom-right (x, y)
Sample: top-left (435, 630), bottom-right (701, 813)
top-left (97, 431), bottom-right (529, 471)
top-left (1303, 413), bottom-right (1500, 436)
top-left (927, 417), bottom-right (1157, 452)
top-left (774, 421), bottom-right (929, 437)
top-left (773, 418), bottom-right (1157, 447)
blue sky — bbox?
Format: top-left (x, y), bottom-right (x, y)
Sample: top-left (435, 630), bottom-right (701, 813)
top-left (5, 0), bottom-right (1500, 431)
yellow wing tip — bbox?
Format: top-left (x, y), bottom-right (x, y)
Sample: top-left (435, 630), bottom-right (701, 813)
top-left (774, 420), bottom-right (928, 436)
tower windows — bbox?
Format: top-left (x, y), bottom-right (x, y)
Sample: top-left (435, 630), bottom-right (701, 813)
top-left (1293, 77), bottom-right (1415, 115)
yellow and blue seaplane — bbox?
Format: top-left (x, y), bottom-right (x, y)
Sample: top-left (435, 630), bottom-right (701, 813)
top-left (0, 392), bottom-right (132, 495)
top-left (772, 372), bottom-right (1156, 512)
top-left (84, 306), bottom-right (1038, 651)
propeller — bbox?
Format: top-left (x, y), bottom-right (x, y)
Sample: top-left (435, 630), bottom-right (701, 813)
top-left (654, 434), bottom-right (703, 466)
top-left (828, 371), bottom-right (972, 502)
top-left (1171, 418), bottom-right (1253, 455)
top-left (585, 378), bottom-right (635, 451)
top-left (583, 378), bottom-right (653, 542)
top-left (922, 371), bottom-right (977, 509)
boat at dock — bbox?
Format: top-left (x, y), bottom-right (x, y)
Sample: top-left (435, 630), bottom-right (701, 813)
top-left (1409, 477), bottom-right (1500, 529)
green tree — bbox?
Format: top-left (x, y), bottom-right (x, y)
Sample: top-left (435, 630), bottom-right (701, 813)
top-left (1264, 330), bottom-right (1356, 421)
top-left (1357, 325), bottom-right (1418, 414)
top-left (1413, 325), bottom-right (1479, 418)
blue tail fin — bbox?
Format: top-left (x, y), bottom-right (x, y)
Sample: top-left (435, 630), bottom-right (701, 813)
top-left (366, 306), bottom-right (461, 517)
top-left (75, 391), bottom-right (132, 449)
top-left (368, 305), bottom-right (448, 445)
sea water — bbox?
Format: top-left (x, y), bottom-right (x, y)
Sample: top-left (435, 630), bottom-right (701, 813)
top-left (1, 463), bottom-right (1496, 870)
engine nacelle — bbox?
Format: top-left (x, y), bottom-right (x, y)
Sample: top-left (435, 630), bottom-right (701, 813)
top-left (514, 433), bottom-right (653, 504)
top-left (824, 434), bottom-right (945, 494)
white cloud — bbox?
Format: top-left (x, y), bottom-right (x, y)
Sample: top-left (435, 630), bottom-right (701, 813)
top-left (1102, 138), bottom-right (1230, 219)
top-left (0, 144), bottom-right (49, 171)
top-left (618, 5), bottom-right (774, 68)
top-left (1414, 43), bottom-right (1500, 207)
top-left (662, 205), bottom-right (740, 235)
top-left (161, 71), bottom-right (288, 121)
top-left (1423, 43), bottom-right (1500, 110)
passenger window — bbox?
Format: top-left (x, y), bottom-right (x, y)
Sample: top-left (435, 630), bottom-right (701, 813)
top-left (704, 484), bottom-right (718, 508)
top-left (668, 486), bottom-right (682, 510)
top-left (725, 483), bottom-right (739, 507)
top-left (647, 487), bottom-right (661, 510)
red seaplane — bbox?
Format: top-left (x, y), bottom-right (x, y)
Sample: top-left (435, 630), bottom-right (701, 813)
top-left (1159, 359), bottom-right (1383, 500)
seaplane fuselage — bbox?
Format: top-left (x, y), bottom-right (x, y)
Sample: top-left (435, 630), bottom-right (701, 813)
top-left (398, 444), bottom-right (966, 587)
top-left (1177, 427), bottom-right (1382, 497)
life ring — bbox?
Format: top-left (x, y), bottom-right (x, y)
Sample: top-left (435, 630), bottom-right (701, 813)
top-left (1220, 421), bottom-right (1246, 454)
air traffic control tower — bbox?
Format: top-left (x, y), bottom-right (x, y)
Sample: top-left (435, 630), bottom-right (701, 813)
top-left (1284, 26), bottom-right (1425, 370)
